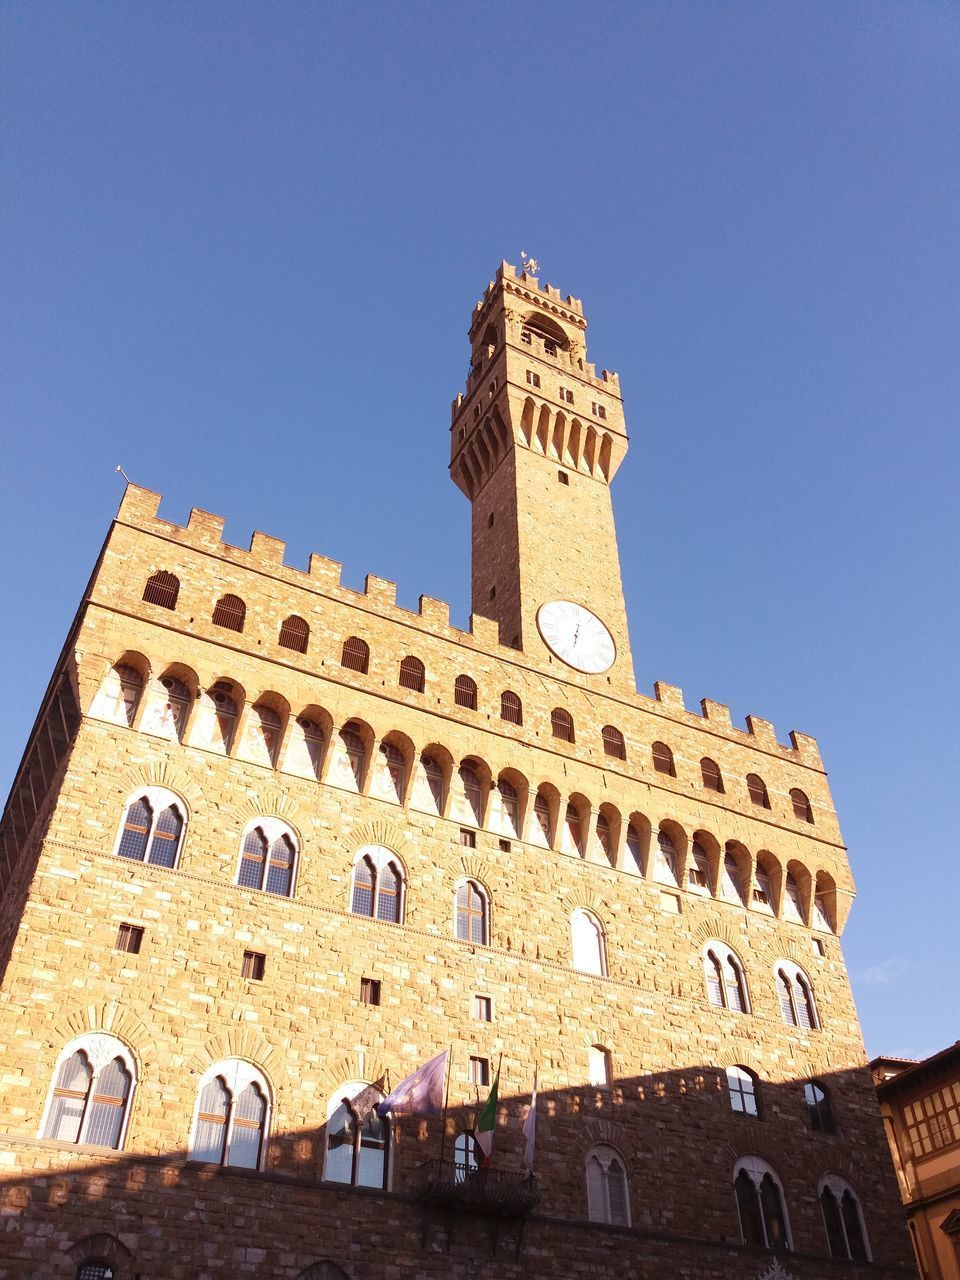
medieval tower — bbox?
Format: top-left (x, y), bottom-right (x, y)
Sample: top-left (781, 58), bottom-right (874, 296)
top-left (0, 263), bottom-right (914, 1279)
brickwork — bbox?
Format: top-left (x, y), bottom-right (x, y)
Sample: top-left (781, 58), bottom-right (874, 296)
top-left (0, 265), bottom-right (914, 1278)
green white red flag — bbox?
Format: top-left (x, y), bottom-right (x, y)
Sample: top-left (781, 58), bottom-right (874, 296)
top-left (475, 1063), bottom-right (500, 1166)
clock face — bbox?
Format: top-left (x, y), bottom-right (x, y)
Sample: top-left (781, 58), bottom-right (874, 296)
top-left (536, 601), bottom-right (616, 674)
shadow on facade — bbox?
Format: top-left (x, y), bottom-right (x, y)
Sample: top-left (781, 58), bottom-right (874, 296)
top-left (0, 1062), bottom-right (917, 1280)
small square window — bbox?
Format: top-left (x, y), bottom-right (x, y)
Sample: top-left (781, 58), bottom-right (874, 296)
top-left (115, 923), bottom-right (143, 955)
top-left (459, 828), bottom-right (476, 848)
top-left (521, 329), bottom-right (532, 345)
top-left (473, 995), bottom-right (492, 1022)
top-left (559, 387), bottom-right (574, 404)
top-left (498, 838), bottom-right (511, 853)
top-left (469, 1056), bottom-right (490, 1086)
top-left (525, 370), bottom-right (541, 387)
top-left (591, 402), bottom-right (607, 419)
top-left (660, 892), bottom-right (681, 915)
top-left (543, 339), bottom-right (557, 356)
top-left (242, 950), bottom-right (266, 981)
top-left (812, 937), bottom-right (826, 957)
top-left (360, 977), bottom-right (382, 1005)
top-left (558, 470), bottom-right (569, 485)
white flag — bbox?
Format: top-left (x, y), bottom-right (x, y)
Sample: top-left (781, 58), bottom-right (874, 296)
top-left (523, 1068), bottom-right (538, 1170)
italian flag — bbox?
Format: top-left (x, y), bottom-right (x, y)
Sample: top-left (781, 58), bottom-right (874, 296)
top-left (475, 1064), bottom-right (500, 1166)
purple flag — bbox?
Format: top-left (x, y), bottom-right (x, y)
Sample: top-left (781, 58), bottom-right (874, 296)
top-left (376, 1049), bottom-right (448, 1118)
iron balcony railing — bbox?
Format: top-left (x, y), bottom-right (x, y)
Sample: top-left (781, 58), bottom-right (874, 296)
top-left (415, 1159), bottom-right (539, 1217)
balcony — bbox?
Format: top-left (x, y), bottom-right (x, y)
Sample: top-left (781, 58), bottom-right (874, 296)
top-left (415, 1159), bottom-right (539, 1217)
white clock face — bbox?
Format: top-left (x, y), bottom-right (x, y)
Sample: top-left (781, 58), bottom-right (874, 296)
top-left (536, 601), bottom-right (616, 674)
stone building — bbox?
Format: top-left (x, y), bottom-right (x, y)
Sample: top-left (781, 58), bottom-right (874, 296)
top-left (872, 1044), bottom-right (960, 1278)
top-left (0, 262), bottom-right (914, 1278)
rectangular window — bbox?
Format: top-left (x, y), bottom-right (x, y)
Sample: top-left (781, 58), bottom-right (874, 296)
top-left (559, 386), bottom-right (574, 404)
top-left (905, 1084), bottom-right (960, 1156)
top-left (242, 950), bottom-right (266, 981)
top-left (543, 339), bottom-right (557, 356)
top-left (360, 977), bottom-right (382, 1006)
top-left (459, 828), bottom-right (476, 848)
top-left (473, 995), bottom-right (492, 1022)
top-left (525, 370), bottom-right (540, 387)
top-left (498, 838), bottom-right (511, 853)
top-left (591, 402), bottom-right (607, 419)
top-left (812, 937), bottom-right (826, 957)
top-left (558, 470), bottom-right (569, 485)
top-left (115, 923), bottom-right (143, 954)
top-left (469, 1056), bottom-right (490, 1087)
top-left (521, 329), bottom-right (532, 345)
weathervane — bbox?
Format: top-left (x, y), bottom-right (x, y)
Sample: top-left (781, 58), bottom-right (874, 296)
top-left (520, 250), bottom-right (539, 276)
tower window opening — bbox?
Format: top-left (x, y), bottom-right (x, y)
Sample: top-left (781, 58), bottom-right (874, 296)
top-left (241, 951), bottom-right (266, 981)
top-left (341, 636), bottom-right (370, 674)
top-left (521, 329), bottom-right (532, 345)
top-left (454, 674), bottom-right (478, 710)
top-left (212, 594), bottom-right (246, 633)
top-left (500, 690), bottom-right (523, 726)
top-left (591, 402), bottom-right (607, 420)
top-left (489, 586), bottom-right (496, 600)
top-left (525, 370), bottom-right (540, 388)
top-left (487, 511), bottom-right (494, 528)
top-left (652, 741), bottom-right (675, 777)
top-left (143, 570), bottom-right (180, 610)
top-left (601, 725), bottom-right (626, 760)
top-left (551, 707), bottom-right (575, 743)
top-left (543, 339), bottom-right (557, 356)
top-left (279, 615), bottom-right (309, 654)
top-left (558, 470), bottom-right (569, 485)
top-left (398, 656), bottom-right (426, 693)
top-left (559, 386), bottom-right (574, 404)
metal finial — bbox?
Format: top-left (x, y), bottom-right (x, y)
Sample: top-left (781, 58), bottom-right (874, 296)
top-left (115, 465), bottom-right (132, 484)
top-left (520, 250), bottom-right (539, 276)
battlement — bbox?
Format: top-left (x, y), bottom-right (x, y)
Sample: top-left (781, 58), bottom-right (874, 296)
top-left (113, 484), bottom-right (824, 771)
top-left (473, 261), bottom-right (586, 321)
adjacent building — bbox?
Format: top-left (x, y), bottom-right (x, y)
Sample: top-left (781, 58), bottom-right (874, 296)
top-left (0, 262), bottom-right (915, 1278)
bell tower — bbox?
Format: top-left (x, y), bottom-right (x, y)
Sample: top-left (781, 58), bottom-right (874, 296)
top-left (450, 262), bottom-right (635, 690)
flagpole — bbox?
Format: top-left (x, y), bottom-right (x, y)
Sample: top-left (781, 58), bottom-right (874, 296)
top-left (438, 1043), bottom-right (453, 1166)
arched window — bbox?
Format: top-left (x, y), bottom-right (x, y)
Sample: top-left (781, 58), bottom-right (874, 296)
top-left (703, 943), bottom-right (749, 1013)
top-left (341, 637), bottom-right (370, 674)
top-left (652, 828), bottom-right (678, 885)
top-left (279, 615), bottom-right (309, 654)
top-left (237, 820), bottom-right (297, 897)
top-left (719, 850), bottom-right (745, 905)
top-left (41, 1035), bottom-right (136, 1149)
top-left (804, 1080), bottom-right (836, 1133)
top-left (458, 762), bottom-right (483, 826)
top-left (239, 702), bottom-right (282, 768)
top-left (142, 570), bottom-right (179, 610)
top-left (776, 962), bottom-right (819, 1029)
top-left (455, 880), bottom-right (488, 944)
top-left (287, 715), bottom-right (324, 780)
top-left (115, 788), bottom-right (185, 869)
top-left (350, 846), bottom-right (404, 923)
top-left (652, 741), bottom-right (675, 777)
top-left (551, 707), bottom-right (575, 742)
top-left (192, 681), bottom-right (240, 755)
top-left (398, 656), bottom-right (425, 693)
top-left (588, 1045), bottom-right (612, 1088)
top-left (562, 802), bottom-right (584, 856)
top-left (190, 1060), bottom-right (269, 1170)
top-left (783, 872), bottom-right (805, 923)
top-left (454, 674), bottom-right (477, 710)
top-left (820, 1175), bottom-right (869, 1260)
top-left (496, 779), bottom-right (520, 837)
top-left (571, 909), bottom-right (606, 976)
top-left (372, 741), bottom-right (406, 804)
top-left (90, 663), bottom-right (143, 727)
top-left (790, 788), bottom-right (814, 823)
top-left (701, 757), bottom-right (724, 793)
top-left (727, 1066), bottom-right (761, 1118)
top-left (746, 773), bottom-right (770, 808)
top-left (688, 840), bottom-right (710, 892)
top-left (331, 724), bottom-right (366, 791)
top-left (533, 791), bottom-right (552, 845)
top-left (324, 1084), bottom-right (389, 1188)
top-left (212, 594), bottom-right (246, 633)
top-left (734, 1157), bottom-right (791, 1250)
top-left (500, 690), bottom-right (523, 725)
top-left (453, 1130), bottom-right (480, 1181)
top-left (140, 673), bottom-right (191, 741)
top-left (585, 1145), bottom-right (630, 1226)
top-left (601, 725), bottom-right (626, 760)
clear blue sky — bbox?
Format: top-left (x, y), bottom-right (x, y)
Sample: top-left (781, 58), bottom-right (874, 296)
top-left (2, 2), bottom-right (957, 1059)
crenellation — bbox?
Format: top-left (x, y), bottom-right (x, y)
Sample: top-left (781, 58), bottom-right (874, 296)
top-left (185, 507), bottom-right (227, 546)
top-left (248, 530), bottom-right (286, 566)
top-left (789, 730), bottom-right (824, 770)
top-left (654, 681), bottom-right (686, 713)
top-left (700, 699), bottom-right (733, 731)
top-left (363, 574), bottom-right (397, 609)
top-left (744, 715), bottom-right (778, 749)
top-left (307, 552), bottom-right (342, 587)
top-left (418, 595), bottom-right (450, 628)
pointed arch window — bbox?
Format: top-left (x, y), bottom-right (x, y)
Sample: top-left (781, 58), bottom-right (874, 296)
top-left (341, 637), bottom-right (370, 674)
top-left (703, 943), bottom-right (749, 1013)
top-left (190, 1060), bottom-right (269, 1169)
top-left (142, 570), bottom-right (179, 610)
top-left (734, 1157), bottom-right (791, 1250)
top-left (456, 880), bottom-right (489, 945)
top-left (454, 674), bottom-right (478, 710)
top-left (804, 1080), bottom-right (836, 1133)
top-left (140, 673), bottom-right (191, 742)
top-left (500, 690), bottom-right (523, 725)
top-left (350, 847), bottom-right (404, 924)
top-left (820, 1176), bottom-right (869, 1260)
top-left (324, 1085), bottom-right (389, 1188)
top-left (585, 1145), bottom-right (630, 1226)
top-left (41, 1035), bottom-right (135, 1149)
top-left (551, 707), bottom-right (575, 743)
top-left (790, 788), bottom-right (813, 823)
top-left (279, 615), bottom-right (309, 654)
top-left (776, 962), bottom-right (818, 1029)
top-left (399, 656), bottom-right (425, 693)
top-left (727, 1066), bottom-right (761, 1118)
top-left (571, 909), bottom-right (606, 976)
top-left (90, 663), bottom-right (143, 727)
top-left (652, 828), bottom-right (678, 885)
top-left (746, 773), bottom-right (770, 808)
top-left (652, 741), bottom-right (675, 777)
top-left (701, 757), bottom-right (724, 793)
top-left (601, 725), bottom-right (626, 760)
top-left (115, 789), bottom-right (185, 869)
top-left (237, 821), bottom-right (297, 897)
top-left (212, 594), bottom-right (246, 633)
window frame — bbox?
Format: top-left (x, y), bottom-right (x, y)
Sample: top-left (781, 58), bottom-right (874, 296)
top-left (188, 1058), bottom-right (271, 1171)
top-left (341, 636), bottom-right (370, 675)
top-left (349, 845), bottom-right (405, 924)
top-left (550, 707), bottom-right (575, 743)
top-left (212, 593), bottom-right (246, 633)
top-left (112, 787), bottom-right (187, 870)
top-left (454, 674), bottom-right (478, 710)
top-left (236, 817), bottom-right (299, 898)
top-left (39, 1034), bottom-right (137, 1151)
top-left (585, 1143), bottom-right (631, 1227)
top-left (142, 570), bottom-right (179, 610)
top-left (278, 614), bottom-right (310, 654)
top-left (651, 741), bottom-right (675, 777)
top-left (702, 942), bottom-right (751, 1013)
top-left (455, 878), bottom-right (490, 946)
top-left (733, 1155), bottom-right (793, 1250)
top-left (398, 655), bottom-right (426, 693)
top-left (570, 908), bottom-right (607, 977)
top-left (601, 725), bottom-right (626, 760)
top-left (775, 960), bottom-right (819, 1030)
top-left (819, 1174), bottom-right (870, 1261)
top-left (726, 1065), bottom-right (761, 1119)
